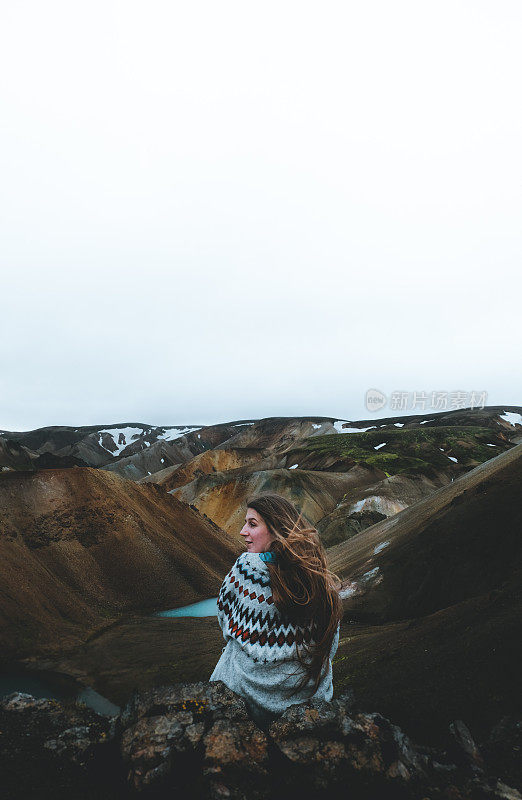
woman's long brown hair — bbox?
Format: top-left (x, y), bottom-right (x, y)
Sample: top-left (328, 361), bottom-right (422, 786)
top-left (245, 492), bottom-right (343, 698)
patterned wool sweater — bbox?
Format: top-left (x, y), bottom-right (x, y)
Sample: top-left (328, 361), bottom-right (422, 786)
top-left (210, 551), bottom-right (340, 727)
top-left (215, 550), bottom-right (331, 664)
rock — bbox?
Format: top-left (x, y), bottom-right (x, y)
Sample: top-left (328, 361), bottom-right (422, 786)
top-left (481, 716), bottom-right (522, 790)
top-left (202, 718), bottom-right (270, 799)
top-left (493, 779), bottom-right (522, 800)
top-left (120, 680), bottom-right (268, 797)
top-left (1, 684), bottom-right (520, 800)
top-left (1, 691), bottom-right (55, 712)
top-left (448, 719), bottom-right (484, 771)
top-left (202, 718), bottom-right (268, 771)
top-left (268, 697), bottom-right (430, 796)
top-left (463, 775), bottom-right (522, 799)
top-left (43, 724), bottom-right (96, 762)
top-left (0, 691), bottom-right (120, 799)
top-left (120, 679), bottom-right (250, 729)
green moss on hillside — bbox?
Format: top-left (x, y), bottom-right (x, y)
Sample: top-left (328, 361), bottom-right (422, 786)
top-left (300, 426), bottom-right (506, 477)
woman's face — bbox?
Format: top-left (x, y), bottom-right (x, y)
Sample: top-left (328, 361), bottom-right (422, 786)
top-left (240, 507), bottom-right (275, 553)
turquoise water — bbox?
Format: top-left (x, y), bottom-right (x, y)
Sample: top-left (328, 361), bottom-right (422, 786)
top-left (153, 597), bottom-right (218, 617)
top-left (0, 669), bottom-right (121, 717)
top-left (0, 597), bottom-right (219, 716)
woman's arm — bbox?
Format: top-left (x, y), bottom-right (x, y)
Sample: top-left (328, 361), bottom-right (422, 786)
top-left (216, 556), bottom-right (242, 645)
top-left (217, 596), bottom-right (230, 644)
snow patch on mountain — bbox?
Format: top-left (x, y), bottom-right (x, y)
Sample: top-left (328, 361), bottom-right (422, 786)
top-left (333, 421), bottom-right (377, 434)
top-left (98, 427), bottom-right (145, 456)
top-left (157, 427), bottom-right (201, 442)
top-left (500, 411), bottom-right (522, 427)
top-left (348, 495), bottom-right (407, 516)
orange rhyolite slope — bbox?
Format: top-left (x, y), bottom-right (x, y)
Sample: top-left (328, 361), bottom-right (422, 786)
top-left (0, 467), bottom-right (239, 663)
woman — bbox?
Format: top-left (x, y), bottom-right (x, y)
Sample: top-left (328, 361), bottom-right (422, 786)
top-left (209, 492), bottom-right (343, 729)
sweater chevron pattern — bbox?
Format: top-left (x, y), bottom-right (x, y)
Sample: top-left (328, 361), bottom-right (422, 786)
top-left (216, 551), bottom-right (319, 664)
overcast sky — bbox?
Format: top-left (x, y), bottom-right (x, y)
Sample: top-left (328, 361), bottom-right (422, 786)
top-left (1, 1), bottom-right (521, 432)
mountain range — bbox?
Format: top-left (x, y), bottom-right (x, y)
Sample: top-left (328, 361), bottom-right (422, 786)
top-left (1, 405), bottom-right (521, 749)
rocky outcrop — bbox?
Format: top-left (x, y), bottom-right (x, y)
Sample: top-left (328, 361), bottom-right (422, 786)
top-left (1, 682), bottom-right (520, 800)
top-left (0, 690), bottom-right (122, 799)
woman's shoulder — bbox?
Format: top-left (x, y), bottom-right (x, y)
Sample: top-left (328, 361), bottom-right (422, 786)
top-left (233, 551), bottom-right (271, 574)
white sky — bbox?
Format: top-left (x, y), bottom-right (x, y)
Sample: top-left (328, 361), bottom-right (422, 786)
top-left (1, 1), bottom-right (521, 431)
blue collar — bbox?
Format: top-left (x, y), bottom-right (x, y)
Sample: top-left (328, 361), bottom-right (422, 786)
top-left (259, 550), bottom-right (277, 563)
